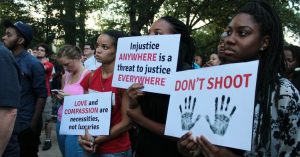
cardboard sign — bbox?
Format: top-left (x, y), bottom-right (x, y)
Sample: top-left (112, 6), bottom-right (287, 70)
top-left (165, 61), bottom-right (259, 151)
top-left (60, 92), bottom-right (112, 136)
top-left (112, 34), bottom-right (180, 94)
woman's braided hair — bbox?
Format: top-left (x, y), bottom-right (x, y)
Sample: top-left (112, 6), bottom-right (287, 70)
top-left (237, 0), bottom-right (284, 152)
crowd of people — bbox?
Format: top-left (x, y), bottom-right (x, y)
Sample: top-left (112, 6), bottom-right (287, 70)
top-left (0, 1), bottom-right (299, 157)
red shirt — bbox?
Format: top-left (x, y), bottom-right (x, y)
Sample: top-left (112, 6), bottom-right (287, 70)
top-left (80, 67), bottom-right (130, 153)
top-left (44, 61), bottom-right (54, 96)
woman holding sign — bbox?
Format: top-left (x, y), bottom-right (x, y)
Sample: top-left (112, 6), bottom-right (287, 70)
top-left (79, 30), bottom-right (132, 157)
top-left (54, 45), bottom-right (90, 157)
top-left (126, 16), bottom-right (196, 157)
top-left (178, 1), bottom-right (300, 157)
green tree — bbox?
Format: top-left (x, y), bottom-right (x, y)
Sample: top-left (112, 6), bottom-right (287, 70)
top-left (162, 0), bottom-right (300, 56)
top-left (0, 2), bottom-right (35, 46)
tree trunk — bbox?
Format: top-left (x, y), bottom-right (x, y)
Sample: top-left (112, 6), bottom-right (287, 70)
top-left (63, 0), bottom-right (76, 45)
top-left (128, 0), bottom-right (165, 35)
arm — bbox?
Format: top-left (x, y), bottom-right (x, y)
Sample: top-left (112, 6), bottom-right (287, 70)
top-left (30, 98), bottom-right (45, 131)
top-left (126, 83), bottom-right (164, 135)
top-left (0, 48), bottom-right (21, 155)
top-left (79, 90), bottom-right (132, 152)
top-left (177, 132), bottom-right (201, 157)
top-left (94, 90), bottom-right (131, 144)
top-left (0, 108), bottom-right (17, 156)
top-left (127, 106), bottom-right (165, 135)
top-left (31, 62), bottom-right (47, 131)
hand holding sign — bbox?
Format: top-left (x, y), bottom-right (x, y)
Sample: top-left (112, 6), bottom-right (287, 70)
top-left (165, 61), bottom-right (258, 151)
top-left (78, 128), bottom-right (94, 153)
top-left (205, 95), bottom-right (236, 136)
top-left (112, 34), bottom-right (180, 95)
top-left (177, 132), bottom-right (201, 157)
top-left (127, 83), bottom-right (144, 109)
top-left (179, 96), bottom-right (201, 130)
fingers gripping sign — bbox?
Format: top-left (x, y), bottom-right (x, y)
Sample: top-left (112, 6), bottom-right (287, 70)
top-left (126, 83), bottom-right (144, 109)
top-left (206, 95), bottom-right (237, 136)
top-left (179, 96), bottom-right (201, 130)
top-left (78, 128), bottom-right (95, 153)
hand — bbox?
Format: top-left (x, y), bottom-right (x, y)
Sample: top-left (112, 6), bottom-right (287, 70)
top-left (178, 132), bottom-right (200, 157)
top-left (196, 136), bottom-right (238, 157)
top-left (205, 95), bottom-right (236, 136)
top-left (127, 104), bottom-right (143, 122)
top-left (78, 129), bottom-right (95, 153)
top-left (126, 83), bottom-right (144, 109)
top-left (179, 96), bottom-right (201, 130)
top-left (206, 61), bottom-right (213, 67)
top-left (30, 121), bottom-right (37, 132)
top-left (55, 90), bottom-right (69, 100)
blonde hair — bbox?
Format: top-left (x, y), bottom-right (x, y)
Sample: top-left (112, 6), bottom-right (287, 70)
top-left (57, 45), bottom-right (82, 60)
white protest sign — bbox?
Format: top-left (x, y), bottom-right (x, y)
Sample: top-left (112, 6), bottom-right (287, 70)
top-left (112, 34), bottom-right (180, 94)
top-left (165, 61), bottom-right (259, 151)
top-left (60, 92), bottom-right (112, 136)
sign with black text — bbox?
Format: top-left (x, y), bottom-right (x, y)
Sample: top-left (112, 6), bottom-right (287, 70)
top-left (165, 61), bottom-right (259, 151)
top-left (60, 92), bottom-right (112, 135)
top-left (112, 34), bottom-right (180, 94)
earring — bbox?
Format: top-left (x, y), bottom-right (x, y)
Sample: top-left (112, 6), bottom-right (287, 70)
top-left (260, 47), bottom-right (264, 51)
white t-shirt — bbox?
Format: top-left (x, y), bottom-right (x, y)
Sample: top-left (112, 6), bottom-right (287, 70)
top-left (84, 55), bottom-right (101, 71)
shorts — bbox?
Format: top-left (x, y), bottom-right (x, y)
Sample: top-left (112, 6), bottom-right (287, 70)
top-left (43, 96), bottom-right (52, 123)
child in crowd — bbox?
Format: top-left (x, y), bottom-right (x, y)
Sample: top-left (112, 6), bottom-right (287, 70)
top-left (206, 53), bottom-right (221, 67)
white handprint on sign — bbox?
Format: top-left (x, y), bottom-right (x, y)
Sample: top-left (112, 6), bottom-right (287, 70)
top-left (206, 95), bottom-right (236, 136)
top-left (179, 96), bottom-right (201, 130)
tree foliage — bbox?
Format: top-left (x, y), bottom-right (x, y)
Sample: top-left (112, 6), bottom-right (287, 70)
top-left (0, 0), bottom-right (299, 56)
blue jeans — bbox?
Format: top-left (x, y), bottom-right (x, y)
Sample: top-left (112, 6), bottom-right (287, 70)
top-left (56, 121), bottom-right (83, 157)
top-left (83, 149), bottom-right (132, 157)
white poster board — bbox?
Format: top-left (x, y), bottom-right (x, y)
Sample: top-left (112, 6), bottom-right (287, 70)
top-left (60, 92), bottom-right (112, 136)
top-left (112, 34), bottom-right (180, 94)
top-left (165, 61), bottom-right (259, 151)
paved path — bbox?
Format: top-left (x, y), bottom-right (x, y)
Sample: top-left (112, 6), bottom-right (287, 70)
top-left (38, 121), bottom-right (63, 157)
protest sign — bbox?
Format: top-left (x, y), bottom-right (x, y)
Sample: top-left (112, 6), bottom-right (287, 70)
top-left (60, 92), bottom-right (112, 136)
top-left (165, 61), bottom-right (259, 151)
top-left (112, 34), bottom-right (180, 94)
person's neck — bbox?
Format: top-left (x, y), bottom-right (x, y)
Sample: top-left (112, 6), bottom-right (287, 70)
top-left (12, 46), bottom-right (25, 56)
top-left (37, 57), bottom-right (46, 61)
top-left (287, 72), bottom-right (295, 80)
top-left (101, 62), bottom-right (114, 79)
top-left (73, 64), bottom-right (85, 76)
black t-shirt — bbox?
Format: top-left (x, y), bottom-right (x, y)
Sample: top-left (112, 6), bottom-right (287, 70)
top-left (135, 92), bottom-right (183, 157)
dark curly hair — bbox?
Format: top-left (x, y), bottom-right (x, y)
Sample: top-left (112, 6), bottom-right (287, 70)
top-left (159, 16), bottom-right (196, 71)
